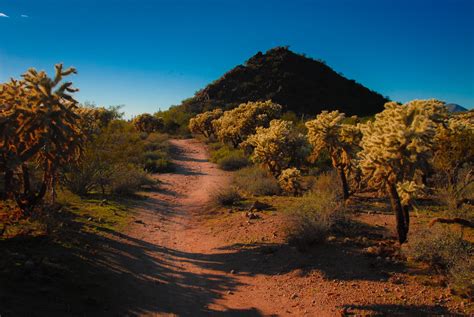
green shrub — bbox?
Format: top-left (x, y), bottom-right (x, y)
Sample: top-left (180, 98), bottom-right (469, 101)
top-left (110, 165), bottom-right (156, 195)
top-left (310, 171), bottom-right (343, 199)
top-left (283, 173), bottom-right (345, 250)
top-left (233, 166), bottom-right (280, 196)
top-left (211, 187), bottom-right (242, 207)
top-left (210, 145), bottom-right (249, 171)
top-left (218, 154), bottom-right (249, 171)
top-left (449, 256), bottom-right (474, 298)
top-left (406, 227), bottom-right (471, 271)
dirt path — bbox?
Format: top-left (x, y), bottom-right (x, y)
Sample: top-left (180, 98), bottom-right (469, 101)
top-left (116, 139), bottom-right (273, 316)
top-left (104, 139), bottom-right (463, 317)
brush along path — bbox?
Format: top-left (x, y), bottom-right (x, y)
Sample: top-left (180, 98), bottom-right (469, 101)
top-left (115, 139), bottom-right (462, 316)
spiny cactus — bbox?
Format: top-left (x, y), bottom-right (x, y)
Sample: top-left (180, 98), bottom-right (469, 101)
top-left (241, 119), bottom-right (308, 176)
top-left (212, 100), bottom-right (282, 147)
top-left (132, 113), bottom-right (164, 134)
top-left (359, 99), bottom-right (448, 243)
top-left (188, 108), bottom-right (223, 138)
top-left (278, 167), bottom-right (303, 196)
top-left (432, 110), bottom-right (474, 208)
top-left (0, 64), bottom-right (83, 212)
top-left (305, 110), bottom-right (362, 199)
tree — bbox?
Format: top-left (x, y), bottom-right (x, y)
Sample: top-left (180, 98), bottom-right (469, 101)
top-left (132, 113), bottom-right (164, 133)
top-left (188, 108), bottom-right (223, 138)
top-left (305, 111), bottom-right (361, 200)
top-left (241, 119), bottom-right (308, 176)
top-left (358, 100), bottom-right (447, 243)
top-left (213, 100), bottom-right (282, 147)
top-left (0, 64), bottom-right (84, 212)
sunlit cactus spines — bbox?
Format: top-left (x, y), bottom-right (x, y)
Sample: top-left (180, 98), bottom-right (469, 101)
top-left (132, 113), bottom-right (164, 134)
top-left (305, 110), bottom-right (362, 200)
top-left (358, 99), bottom-right (448, 243)
top-left (278, 167), bottom-right (303, 196)
top-left (212, 100), bottom-right (282, 147)
top-left (0, 63), bottom-right (84, 212)
top-left (241, 119), bottom-right (308, 177)
top-left (432, 110), bottom-right (474, 208)
top-left (188, 108), bottom-right (223, 138)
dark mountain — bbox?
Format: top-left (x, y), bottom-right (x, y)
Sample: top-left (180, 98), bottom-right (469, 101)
top-left (182, 47), bottom-right (388, 116)
top-left (445, 103), bottom-right (468, 112)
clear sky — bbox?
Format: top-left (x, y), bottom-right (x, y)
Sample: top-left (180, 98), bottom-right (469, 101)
top-left (1, 0), bottom-right (473, 116)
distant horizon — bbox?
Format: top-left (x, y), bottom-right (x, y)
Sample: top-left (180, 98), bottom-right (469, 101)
top-left (1, 0), bottom-right (473, 116)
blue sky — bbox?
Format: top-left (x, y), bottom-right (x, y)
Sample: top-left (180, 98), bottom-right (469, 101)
top-left (1, 0), bottom-right (473, 116)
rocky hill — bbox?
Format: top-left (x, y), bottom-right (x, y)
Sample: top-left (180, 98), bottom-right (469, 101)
top-left (182, 47), bottom-right (388, 117)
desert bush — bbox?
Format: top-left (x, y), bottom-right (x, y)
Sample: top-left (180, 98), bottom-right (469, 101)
top-left (109, 165), bottom-right (155, 195)
top-left (359, 100), bottom-right (448, 243)
top-left (406, 227), bottom-right (471, 271)
top-left (449, 256), bottom-right (474, 298)
top-left (310, 171), bottom-right (343, 199)
top-left (241, 119), bottom-right (309, 176)
top-left (218, 154), bottom-right (249, 171)
top-left (210, 146), bottom-right (249, 171)
top-left (211, 187), bottom-right (242, 206)
top-left (284, 183), bottom-right (344, 250)
top-left (233, 166), bottom-right (280, 196)
top-left (63, 120), bottom-right (167, 194)
top-left (212, 100), bottom-right (282, 147)
top-left (278, 168), bottom-right (303, 196)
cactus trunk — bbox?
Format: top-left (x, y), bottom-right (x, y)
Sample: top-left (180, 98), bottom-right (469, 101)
top-left (387, 182), bottom-right (409, 244)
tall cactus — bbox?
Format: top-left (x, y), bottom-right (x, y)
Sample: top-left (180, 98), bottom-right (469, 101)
top-left (188, 108), bottom-right (223, 138)
top-left (212, 100), bottom-right (282, 147)
top-left (241, 119), bottom-right (308, 176)
top-left (0, 64), bottom-right (83, 212)
top-left (359, 100), bottom-right (447, 243)
top-left (305, 110), bottom-right (361, 200)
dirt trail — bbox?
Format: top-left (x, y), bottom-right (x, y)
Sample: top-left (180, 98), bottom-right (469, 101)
top-left (120, 139), bottom-right (277, 316)
top-left (108, 139), bottom-right (462, 317)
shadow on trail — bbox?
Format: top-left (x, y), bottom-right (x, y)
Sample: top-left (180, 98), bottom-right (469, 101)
top-left (0, 208), bottom-right (263, 316)
top-left (0, 208), bottom-right (451, 316)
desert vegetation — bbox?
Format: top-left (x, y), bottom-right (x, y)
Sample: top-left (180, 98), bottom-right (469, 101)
top-left (187, 97), bottom-right (474, 307)
top-left (0, 64), bottom-right (172, 227)
top-left (1, 58), bottom-right (472, 315)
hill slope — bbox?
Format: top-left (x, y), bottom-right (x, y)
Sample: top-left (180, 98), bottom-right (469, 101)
top-left (182, 47), bottom-right (388, 116)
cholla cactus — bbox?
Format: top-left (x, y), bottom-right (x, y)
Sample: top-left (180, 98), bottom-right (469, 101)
top-left (305, 110), bottom-right (362, 199)
top-left (132, 113), bottom-right (164, 133)
top-left (1, 64), bottom-right (84, 211)
top-left (278, 167), bottom-right (303, 196)
top-left (74, 105), bottom-right (120, 137)
top-left (213, 100), bottom-right (282, 147)
top-left (432, 110), bottom-right (474, 208)
top-left (188, 108), bottom-right (223, 138)
top-left (359, 99), bottom-right (447, 243)
top-left (241, 119), bottom-right (308, 176)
